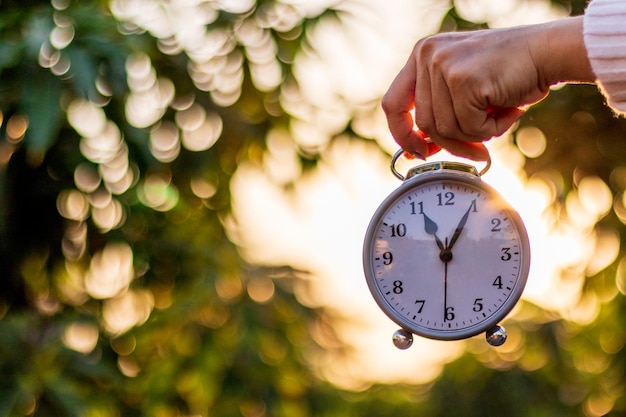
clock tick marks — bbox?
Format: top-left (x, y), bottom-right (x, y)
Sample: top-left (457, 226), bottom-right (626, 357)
top-left (364, 164), bottom-right (529, 343)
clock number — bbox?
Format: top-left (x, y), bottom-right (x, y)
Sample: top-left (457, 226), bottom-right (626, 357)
top-left (389, 223), bottom-right (407, 237)
top-left (415, 299), bottom-right (425, 313)
top-left (392, 280), bottom-right (404, 294)
top-left (437, 192), bottom-right (455, 206)
top-left (412, 197), bottom-right (469, 213)
top-left (381, 251), bottom-right (393, 265)
top-left (492, 275), bottom-right (503, 289)
top-left (445, 306), bottom-right (455, 322)
top-left (491, 218), bottom-right (502, 232)
top-left (500, 247), bottom-right (512, 261)
top-left (472, 298), bottom-right (484, 312)
top-left (410, 201), bottom-right (424, 215)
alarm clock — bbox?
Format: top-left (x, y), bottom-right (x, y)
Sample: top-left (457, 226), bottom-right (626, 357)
top-left (363, 150), bottom-right (530, 348)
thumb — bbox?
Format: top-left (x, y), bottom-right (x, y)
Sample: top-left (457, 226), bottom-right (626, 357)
top-left (436, 139), bottom-right (491, 162)
top-left (453, 142), bottom-right (490, 162)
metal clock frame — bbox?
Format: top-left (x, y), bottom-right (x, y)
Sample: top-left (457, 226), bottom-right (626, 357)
top-left (363, 162), bottom-right (531, 342)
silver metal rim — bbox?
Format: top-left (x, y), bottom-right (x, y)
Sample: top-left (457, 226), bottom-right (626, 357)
top-left (363, 168), bottom-right (530, 341)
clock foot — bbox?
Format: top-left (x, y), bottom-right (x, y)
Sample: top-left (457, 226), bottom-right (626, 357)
top-left (392, 328), bottom-right (413, 350)
top-left (485, 325), bottom-right (507, 346)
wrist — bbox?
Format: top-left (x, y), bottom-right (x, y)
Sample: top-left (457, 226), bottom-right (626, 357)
top-left (531, 16), bottom-right (594, 86)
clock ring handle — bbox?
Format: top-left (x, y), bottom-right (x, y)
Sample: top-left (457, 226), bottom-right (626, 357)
top-left (390, 148), bottom-right (491, 181)
top-left (390, 149), bottom-right (408, 181)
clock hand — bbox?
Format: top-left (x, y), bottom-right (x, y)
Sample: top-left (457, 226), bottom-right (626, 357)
top-left (422, 212), bottom-right (445, 252)
top-left (446, 200), bottom-right (475, 252)
top-left (441, 203), bottom-right (474, 323)
top-left (423, 213), bottom-right (452, 322)
top-left (443, 238), bottom-right (450, 322)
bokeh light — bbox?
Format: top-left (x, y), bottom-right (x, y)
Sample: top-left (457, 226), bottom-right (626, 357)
top-left (85, 242), bottom-right (134, 300)
top-left (225, 0), bottom-right (621, 390)
top-left (8, 2), bottom-right (623, 411)
top-left (150, 121), bottom-right (181, 163)
top-left (125, 53), bottom-right (174, 128)
top-left (6, 115), bottom-right (28, 143)
top-left (516, 126), bottom-right (547, 158)
top-left (137, 173), bottom-right (179, 211)
top-left (103, 289), bottom-right (154, 335)
top-left (63, 322), bottom-right (99, 354)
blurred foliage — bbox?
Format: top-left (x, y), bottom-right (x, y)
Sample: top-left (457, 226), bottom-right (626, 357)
top-left (2, 0), bottom-right (626, 417)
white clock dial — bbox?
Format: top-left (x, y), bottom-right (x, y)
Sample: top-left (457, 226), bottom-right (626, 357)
top-left (363, 169), bottom-right (530, 341)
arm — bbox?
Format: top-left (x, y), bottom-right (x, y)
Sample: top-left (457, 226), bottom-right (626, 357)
top-left (584, 0), bottom-right (626, 114)
top-left (381, 17), bottom-right (594, 161)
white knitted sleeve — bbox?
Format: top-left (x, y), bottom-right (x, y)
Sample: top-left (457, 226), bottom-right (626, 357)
top-left (583, 0), bottom-right (626, 114)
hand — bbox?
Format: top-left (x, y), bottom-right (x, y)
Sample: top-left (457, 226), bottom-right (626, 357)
top-left (381, 17), bottom-right (593, 161)
top-left (423, 211), bottom-right (456, 263)
top-left (446, 201), bottom-right (475, 253)
top-left (421, 212), bottom-right (451, 321)
top-left (422, 211), bottom-right (444, 253)
top-left (442, 244), bottom-right (450, 323)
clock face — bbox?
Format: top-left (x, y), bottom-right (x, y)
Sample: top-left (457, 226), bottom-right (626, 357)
top-left (363, 170), bottom-right (530, 341)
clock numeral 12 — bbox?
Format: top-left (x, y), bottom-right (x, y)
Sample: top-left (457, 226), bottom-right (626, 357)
top-left (411, 197), bottom-right (478, 213)
top-left (437, 191), bottom-right (455, 206)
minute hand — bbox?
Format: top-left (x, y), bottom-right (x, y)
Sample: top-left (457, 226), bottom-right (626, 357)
top-left (446, 201), bottom-right (475, 251)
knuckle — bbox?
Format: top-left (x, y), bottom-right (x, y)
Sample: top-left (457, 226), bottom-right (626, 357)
top-left (412, 37), bottom-right (431, 55)
top-left (414, 114), bottom-right (433, 134)
top-left (380, 93), bottom-right (394, 113)
top-left (413, 35), bottom-right (445, 61)
top-left (446, 67), bottom-right (470, 88)
top-left (435, 121), bottom-right (457, 139)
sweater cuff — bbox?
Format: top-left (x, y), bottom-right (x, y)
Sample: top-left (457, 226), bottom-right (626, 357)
top-left (583, 0), bottom-right (626, 114)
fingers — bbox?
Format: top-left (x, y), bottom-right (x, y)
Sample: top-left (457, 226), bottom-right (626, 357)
top-left (422, 70), bottom-right (506, 144)
top-left (423, 107), bottom-right (524, 162)
top-left (384, 37), bottom-right (496, 161)
top-left (431, 138), bottom-right (490, 162)
top-left (415, 128), bottom-right (489, 162)
top-left (426, 141), bottom-right (442, 158)
top-left (490, 106), bottom-right (527, 136)
top-left (385, 111), bottom-right (430, 157)
top-left (413, 36), bottom-right (489, 144)
top-left (381, 53), bottom-right (430, 158)
top-left (428, 65), bottom-right (475, 140)
top-left (403, 140), bottom-right (442, 160)
top-left (382, 31), bottom-right (532, 162)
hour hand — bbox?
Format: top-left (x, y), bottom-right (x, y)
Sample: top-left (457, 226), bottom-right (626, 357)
top-left (422, 212), bottom-right (445, 252)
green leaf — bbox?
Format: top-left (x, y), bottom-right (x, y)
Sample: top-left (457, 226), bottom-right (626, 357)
top-left (19, 68), bottom-right (63, 156)
top-left (65, 45), bottom-right (99, 99)
top-left (0, 41), bottom-right (22, 70)
top-left (0, 385), bottom-right (20, 417)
